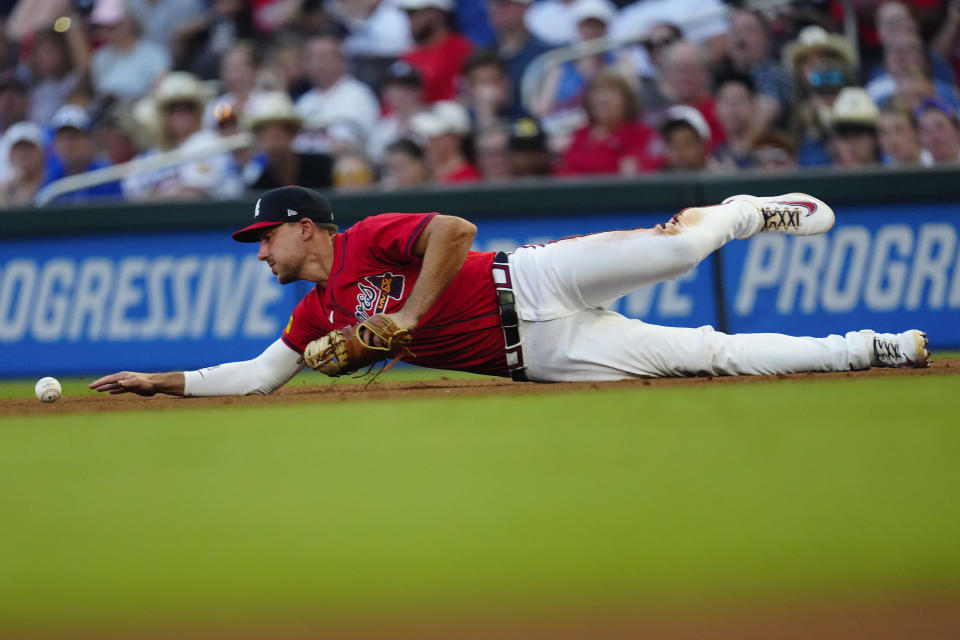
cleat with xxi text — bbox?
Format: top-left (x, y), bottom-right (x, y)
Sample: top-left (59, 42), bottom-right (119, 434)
top-left (723, 193), bottom-right (835, 236)
top-left (861, 329), bottom-right (930, 368)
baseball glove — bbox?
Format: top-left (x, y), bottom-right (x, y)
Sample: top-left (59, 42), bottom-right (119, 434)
top-left (302, 314), bottom-right (413, 376)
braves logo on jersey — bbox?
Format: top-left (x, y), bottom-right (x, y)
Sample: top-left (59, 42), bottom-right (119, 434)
top-left (355, 272), bottom-right (406, 321)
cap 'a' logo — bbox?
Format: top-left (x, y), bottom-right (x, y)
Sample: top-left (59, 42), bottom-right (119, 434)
top-left (287, 209), bottom-right (298, 217)
top-left (254, 199), bottom-right (261, 217)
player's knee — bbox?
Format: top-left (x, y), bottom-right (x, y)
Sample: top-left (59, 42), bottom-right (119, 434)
top-left (673, 325), bottom-right (724, 376)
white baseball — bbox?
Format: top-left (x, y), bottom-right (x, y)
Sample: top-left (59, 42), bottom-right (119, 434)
top-left (35, 376), bottom-right (62, 403)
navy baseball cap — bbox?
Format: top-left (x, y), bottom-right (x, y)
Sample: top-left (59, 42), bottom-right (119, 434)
top-left (232, 186), bottom-right (335, 242)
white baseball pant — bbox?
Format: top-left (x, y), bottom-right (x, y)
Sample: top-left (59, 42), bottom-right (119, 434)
top-left (508, 200), bottom-right (873, 381)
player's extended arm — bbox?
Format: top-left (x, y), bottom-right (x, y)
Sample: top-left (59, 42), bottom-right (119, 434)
top-left (89, 339), bottom-right (304, 397)
top-left (390, 214), bottom-right (477, 330)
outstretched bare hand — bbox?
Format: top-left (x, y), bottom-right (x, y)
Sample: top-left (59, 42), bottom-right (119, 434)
top-left (89, 372), bottom-right (163, 396)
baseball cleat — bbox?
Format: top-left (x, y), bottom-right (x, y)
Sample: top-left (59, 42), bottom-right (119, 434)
top-left (861, 329), bottom-right (930, 368)
top-left (723, 193), bottom-right (835, 236)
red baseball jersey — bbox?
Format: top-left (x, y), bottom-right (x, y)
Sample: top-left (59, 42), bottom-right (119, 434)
top-left (281, 213), bottom-right (509, 376)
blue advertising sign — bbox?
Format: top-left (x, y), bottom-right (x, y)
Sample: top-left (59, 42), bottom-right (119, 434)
top-left (0, 232), bottom-right (312, 376)
top-left (723, 203), bottom-right (960, 345)
top-left (3, 203), bottom-right (956, 378)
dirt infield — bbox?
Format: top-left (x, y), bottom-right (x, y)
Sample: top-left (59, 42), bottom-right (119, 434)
top-left (2, 358), bottom-right (957, 416)
top-left (16, 593), bottom-right (960, 639)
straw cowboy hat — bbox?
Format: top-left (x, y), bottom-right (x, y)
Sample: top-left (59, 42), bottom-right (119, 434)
top-left (242, 91), bottom-right (303, 131)
top-left (152, 72), bottom-right (213, 111)
top-left (782, 25), bottom-right (858, 73)
top-left (830, 87), bottom-right (879, 129)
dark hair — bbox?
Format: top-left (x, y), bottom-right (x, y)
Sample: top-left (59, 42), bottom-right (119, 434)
top-left (661, 119), bottom-right (702, 141)
top-left (642, 22), bottom-right (683, 49)
top-left (732, 9), bottom-right (771, 36)
top-left (464, 50), bottom-right (508, 77)
top-left (714, 70), bottom-right (755, 95)
top-left (832, 122), bottom-right (878, 137)
top-left (750, 129), bottom-right (796, 154)
top-left (386, 137), bottom-right (426, 159)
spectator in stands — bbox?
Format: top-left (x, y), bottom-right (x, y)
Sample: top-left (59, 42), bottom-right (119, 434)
top-left (723, 10), bottom-right (789, 129)
top-left (454, 0), bottom-right (497, 48)
top-left (826, 87), bottom-right (881, 168)
top-left (330, 0), bottom-right (413, 59)
top-left (122, 72), bottom-right (242, 200)
top-left (173, 0), bottom-right (258, 80)
top-left (474, 120), bottom-right (512, 180)
top-left (411, 99), bottom-right (480, 182)
top-left (204, 41), bottom-right (268, 130)
top-left (89, 0), bottom-right (171, 101)
top-left (368, 61), bottom-right (425, 164)
top-left (332, 151), bottom-right (375, 190)
top-left (875, 1), bottom-right (955, 86)
top-left (748, 130), bottom-right (797, 172)
top-left (382, 137), bottom-right (431, 188)
top-left (96, 104), bottom-right (143, 166)
top-left (611, 0), bottom-right (729, 65)
top-left (660, 104), bottom-right (710, 172)
top-left (782, 26), bottom-right (858, 167)
top-left (508, 116), bottom-right (552, 176)
top-left (534, 0), bottom-right (634, 121)
top-left (261, 33), bottom-right (310, 99)
top-left (26, 28), bottom-right (88, 127)
top-left (886, 71), bottom-right (943, 113)
top-left (712, 73), bottom-right (758, 170)
top-left (660, 40), bottom-right (724, 146)
top-left (0, 70), bottom-right (32, 199)
top-left (915, 96), bottom-right (960, 165)
top-left (128, 0), bottom-right (206, 49)
top-left (0, 121), bottom-right (46, 206)
top-left (0, 70), bottom-right (30, 134)
top-left (399, 0), bottom-right (473, 103)
top-left (210, 94), bottom-right (254, 172)
top-left (557, 70), bottom-right (663, 176)
top-left (242, 91), bottom-right (333, 191)
top-left (877, 104), bottom-right (923, 166)
top-left (866, 30), bottom-right (960, 110)
top-left (932, 0), bottom-right (960, 86)
top-left (524, 0), bottom-right (616, 46)
top-left (635, 23), bottom-right (683, 127)
top-left (41, 104), bottom-right (122, 204)
top-left (486, 0), bottom-right (552, 108)
top-left (463, 51), bottom-right (528, 129)
top-left (294, 33), bottom-right (381, 154)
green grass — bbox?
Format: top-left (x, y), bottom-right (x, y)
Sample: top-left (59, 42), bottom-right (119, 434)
top-left (1, 374), bottom-right (959, 631)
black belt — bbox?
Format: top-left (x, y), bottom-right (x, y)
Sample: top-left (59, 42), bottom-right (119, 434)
top-left (493, 251), bottom-right (528, 382)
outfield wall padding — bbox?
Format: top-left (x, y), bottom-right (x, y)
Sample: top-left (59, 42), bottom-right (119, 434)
top-left (1, 168), bottom-right (958, 376)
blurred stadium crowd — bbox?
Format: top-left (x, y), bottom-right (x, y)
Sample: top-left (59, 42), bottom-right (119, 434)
top-left (0, 0), bottom-right (958, 205)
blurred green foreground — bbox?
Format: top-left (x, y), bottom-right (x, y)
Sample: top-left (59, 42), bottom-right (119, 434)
top-left (1, 373), bottom-right (958, 632)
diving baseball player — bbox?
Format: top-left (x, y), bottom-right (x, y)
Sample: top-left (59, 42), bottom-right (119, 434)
top-left (90, 186), bottom-right (929, 396)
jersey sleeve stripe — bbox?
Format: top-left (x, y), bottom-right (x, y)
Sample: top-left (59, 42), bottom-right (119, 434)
top-left (404, 213), bottom-right (437, 258)
top-left (280, 332), bottom-right (304, 354)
